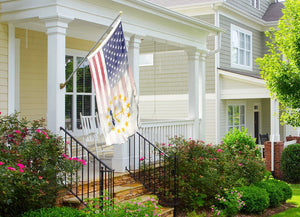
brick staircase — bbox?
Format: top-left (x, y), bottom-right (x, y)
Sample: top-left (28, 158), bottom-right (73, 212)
top-left (61, 172), bottom-right (174, 217)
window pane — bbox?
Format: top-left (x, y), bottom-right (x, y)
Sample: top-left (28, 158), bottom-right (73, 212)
top-left (239, 32), bottom-right (245, 49)
top-left (77, 57), bottom-right (92, 93)
top-left (65, 95), bottom-right (73, 130)
top-left (239, 50), bottom-right (245, 65)
top-left (240, 105), bottom-right (245, 125)
top-left (246, 35), bottom-right (251, 50)
top-left (255, 0), bottom-right (259, 8)
top-left (234, 105), bottom-right (240, 125)
top-left (232, 48), bottom-right (238, 64)
top-left (65, 55), bottom-right (73, 92)
top-left (77, 95), bottom-right (91, 129)
top-left (228, 105), bottom-right (233, 126)
top-left (232, 30), bottom-right (239, 47)
top-left (246, 51), bottom-right (251, 66)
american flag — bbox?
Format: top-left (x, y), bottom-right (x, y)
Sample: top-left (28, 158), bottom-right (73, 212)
top-left (88, 20), bottom-right (139, 146)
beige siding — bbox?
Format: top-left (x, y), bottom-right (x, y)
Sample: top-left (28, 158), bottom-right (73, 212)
top-left (16, 28), bottom-right (47, 121)
top-left (66, 37), bottom-right (94, 51)
top-left (139, 94), bottom-right (188, 120)
top-left (0, 23), bottom-right (8, 115)
top-left (226, 0), bottom-right (270, 18)
top-left (205, 95), bottom-right (216, 144)
top-left (140, 50), bottom-right (188, 95)
top-left (261, 98), bottom-right (270, 135)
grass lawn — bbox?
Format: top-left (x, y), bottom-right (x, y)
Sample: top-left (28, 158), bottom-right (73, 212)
top-left (271, 184), bottom-right (300, 216)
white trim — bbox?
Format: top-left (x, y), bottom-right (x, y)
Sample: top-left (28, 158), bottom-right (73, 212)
top-left (230, 24), bottom-right (253, 71)
top-left (15, 39), bottom-right (20, 112)
top-left (250, 0), bottom-right (260, 10)
top-left (8, 24), bottom-right (15, 115)
top-left (226, 103), bottom-right (246, 132)
top-left (219, 69), bottom-right (265, 85)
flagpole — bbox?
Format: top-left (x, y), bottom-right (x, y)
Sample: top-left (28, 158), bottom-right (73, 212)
top-left (60, 11), bottom-right (123, 89)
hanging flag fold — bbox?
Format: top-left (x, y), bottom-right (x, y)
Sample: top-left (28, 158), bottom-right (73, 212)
top-left (88, 19), bottom-right (139, 146)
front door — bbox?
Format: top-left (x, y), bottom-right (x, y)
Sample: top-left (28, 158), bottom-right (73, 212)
top-left (254, 111), bottom-right (259, 144)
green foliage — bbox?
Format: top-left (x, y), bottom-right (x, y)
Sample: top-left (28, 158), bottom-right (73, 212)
top-left (83, 194), bottom-right (162, 216)
top-left (281, 143), bottom-right (300, 183)
top-left (255, 180), bottom-right (284, 208)
top-left (186, 210), bottom-right (206, 217)
top-left (211, 188), bottom-right (245, 217)
top-left (256, 0), bottom-right (300, 127)
top-left (0, 113), bottom-right (81, 217)
top-left (22, 207), bottom-right (86, 217)
top-left (268, 179), bottom-right (293, 202)
top-left (237, 185), bottom-right (269, 214)
top-left (159, 132), bottom-right (266, 209)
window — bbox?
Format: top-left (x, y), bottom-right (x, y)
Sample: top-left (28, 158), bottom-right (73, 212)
top-left (250, 0), bottom-right (260, 9)
top-left (227, 105), bottom-right (245, 132)
top-left (65, 52), bottom-right (96, 133)
top-left (231, 24), bottom-right (252, 70)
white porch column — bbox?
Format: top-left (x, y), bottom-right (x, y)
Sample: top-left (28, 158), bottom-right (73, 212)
top-left (187, 50), bottom-right (206, 140)
top-left (44, 17), bottom-right (72, 134)
top-left (8, 24), bottom-right (15, 114)
top-left (112, 34), bottom-right (141, 172)
top-left (270, 99), bottom-right (280, 141)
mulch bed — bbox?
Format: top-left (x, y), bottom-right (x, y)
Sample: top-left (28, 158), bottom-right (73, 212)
top-left (176, 203), bottom-right (297, 217)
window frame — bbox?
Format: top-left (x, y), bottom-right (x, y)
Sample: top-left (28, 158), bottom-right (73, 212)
top-left (230, 24), bottom-right (253, 71)
top-left (250, 0), bottom-right (260, 9)
top-left (227, 104), bottom-right (246, 132)
top-left (65, 49), bottom-right (96, 135)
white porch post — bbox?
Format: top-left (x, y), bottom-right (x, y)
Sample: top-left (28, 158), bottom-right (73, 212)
top-left (112, 34), bottom-right (141, 172)
top-left (187, 50), bottom-right (205, 140)
top-left (44, 17), bottom-right (71, 134)
top-left (8, 24), bottom-right (15, 115)
top-left (270, 98), bottom-right (280, 172)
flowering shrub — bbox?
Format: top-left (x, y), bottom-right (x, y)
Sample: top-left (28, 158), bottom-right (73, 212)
top-left (159, 132), bottom-right (267, 209)
top-left (0, 113), bottom-right (82, 217)
top-left (211, 188), bottom-right (245, 217)
top-left (83, 193), bottom-right (162, 216)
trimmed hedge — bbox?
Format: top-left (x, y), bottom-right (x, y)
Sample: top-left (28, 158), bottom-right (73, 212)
top-left (255, 180), bottom-right (283, 208)
top-left (281, 143), bottom-right (300, 183)
top-left (267, 179), bottom-right (292, 202)
top-left (237, 185), bottom-right (269, 214)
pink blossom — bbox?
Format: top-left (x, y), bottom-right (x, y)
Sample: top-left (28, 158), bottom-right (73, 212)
top-left (207, 144), bottom-right (212, 147)
top-left (72, 157), bottom-right (78, 161)
top-left (0, 162), bottom-right (4, 166)
top-left (160, 153), bottom-right (164, 156)
top-left (81, 160), bottom-right (87, 165)
top-left (217, 149), bottom-right (223, 152)
top-left (213, 158), bottom-right (217, 160)
top-left (0, 111), bottom-right (1, 114)
top-left (8, 134), bottom-right (13, 138)
top-left (19, 169), bottom-right (24, 173)
top-left (66, 140), bottom-right (70, 144)
top-left (7, 167), bottom-right (16, 171)
top-left (38, 176), bottom-right (43, 179)
top-left (162, 143), bottom-right (165, 146)
top-left (62, 154), bottom-right (67, 158)
top-left (238, 151), bottom-right (242, 153)
top-left (239, 163), bottom-right (243, 166)
top-left (168, 144), bottom-right (171, 147)
top-left (139, 157), bottom-right (145, 161)
top-left (17, 163), bottom-right (25, 169)
top-left (36, 129), bottom-right (41, 133)
top-left (14, 130), bottom-right (20, 134)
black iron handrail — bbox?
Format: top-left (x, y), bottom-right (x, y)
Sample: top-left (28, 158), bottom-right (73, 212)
top-left (126, 132), bottom-right (178, 217)
top-left (60, 127), bottom-right (114, 209)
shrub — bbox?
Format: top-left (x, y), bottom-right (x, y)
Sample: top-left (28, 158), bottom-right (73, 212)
top-left (22, 207), bottom-right (86, 217)
top-left (237, 185), bottom-right (269, 214)
top-left (268, 179), bottom-right (292, 202)
top-left (255, 180), bottom-right (283, 208)
top-left (211, 188), bottom-right (245, 217)
top-left (281, 143), bottom-right (300, 183)
top-left (0, 113), bottom-right (82, 217)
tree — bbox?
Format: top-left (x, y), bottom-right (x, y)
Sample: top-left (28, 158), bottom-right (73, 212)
top-left (257, 0), bottom-right (300, 127)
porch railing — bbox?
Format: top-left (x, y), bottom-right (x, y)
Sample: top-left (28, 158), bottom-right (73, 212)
top-left (126, 132), bottom-right (178, 217)
top-left (140, 119), bottom-right (194, 145)
top-left (60, 127), bottom-right (114, 208)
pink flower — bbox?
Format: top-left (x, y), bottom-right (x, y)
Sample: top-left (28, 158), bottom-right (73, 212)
top-left (162, 143), bottom-right (165, 146)
top-left (38, 176), bottom-right (43, 179)
top-left (139, 157), bottom-right (145, 161)
top-left (7, 167), bottom-right (16, 171)
top-left (160, 153), bottom-right (164, 156)
top-left (239, 163), bottom-right (243, 166)
top-left (168, 144), bottom-right (171, 147)
top-left (238, 151), bottom-right (242, 153)
top-left (62, 154), bottom-right (67, 158)
top-left (72, 157), bottom-right (78, 161)
top-left (0, 111), bottom-right (1, 114)
top-left (0, 162), bottom-right (4, 166)
top-left (17, 163), bottom-right (25, 169)
top-left (14, 130), bottom-right (20, 134)
top-left (19, 169), bottom-right (24, 173)
top-left (68, 157), bottom-right (72, 160)
top-left (66, 140), bottom-right (70, 144)
top-left (213, 158), bottom-right (217, 160)
top-left (36, 129), bottom-right (41, 133)
top-left (207, 144), bottom-right (212, 147)
top-left (81, 160), bottom-right (87, 165)
top-left (217, 149), bottom-right (222, 152)
top-left (8, 134), bottom-right (13, 138)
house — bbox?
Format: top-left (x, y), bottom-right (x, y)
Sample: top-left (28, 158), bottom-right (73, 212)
top-left (146, 0), bottom-right (300, 144)
top-left (0, 0), bottom-right (223, 171)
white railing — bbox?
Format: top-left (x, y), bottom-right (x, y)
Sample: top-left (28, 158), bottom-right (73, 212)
top-left (139, 119), bottom-right (195, 145)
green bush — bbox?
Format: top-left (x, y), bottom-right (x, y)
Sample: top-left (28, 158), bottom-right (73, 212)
top-left (237, 185), bottom-right (269, 214)
top-left (22, 207), bottom-right (86, 217)
top-left (159, 133), bottom-right (267, 209)
top-left (0, 113), bottom-right (82, 217)
top-left (281, 143), bottom-right (300, 183)
top-left (255, 180), bottom-right (283, 208)
top-left (268, 179), bottom-right (293, 202)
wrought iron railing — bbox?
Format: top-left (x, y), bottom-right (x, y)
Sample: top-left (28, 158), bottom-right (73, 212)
top-left (126, 132), bottom-right (178, 217)
top-left (60, 127), bottom-right (114, 209)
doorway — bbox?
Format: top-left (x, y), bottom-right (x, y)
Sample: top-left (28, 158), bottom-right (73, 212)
top-left (254, 111), bottom-right (259, 144)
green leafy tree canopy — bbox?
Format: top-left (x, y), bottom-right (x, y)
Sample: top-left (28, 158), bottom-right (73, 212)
top-left (257, 0), bottom-right (300, 127)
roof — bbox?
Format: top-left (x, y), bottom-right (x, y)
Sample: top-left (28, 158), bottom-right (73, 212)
top-left (145, 0), bottom-right (221, 8)
top-left (262, 2), bottom-right (284, 21)
top-left (218, 68), bottom-right (262, 79)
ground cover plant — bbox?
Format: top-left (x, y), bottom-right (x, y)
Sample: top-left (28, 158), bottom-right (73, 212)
top-left (0, 113), bottom-right (83, 217)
